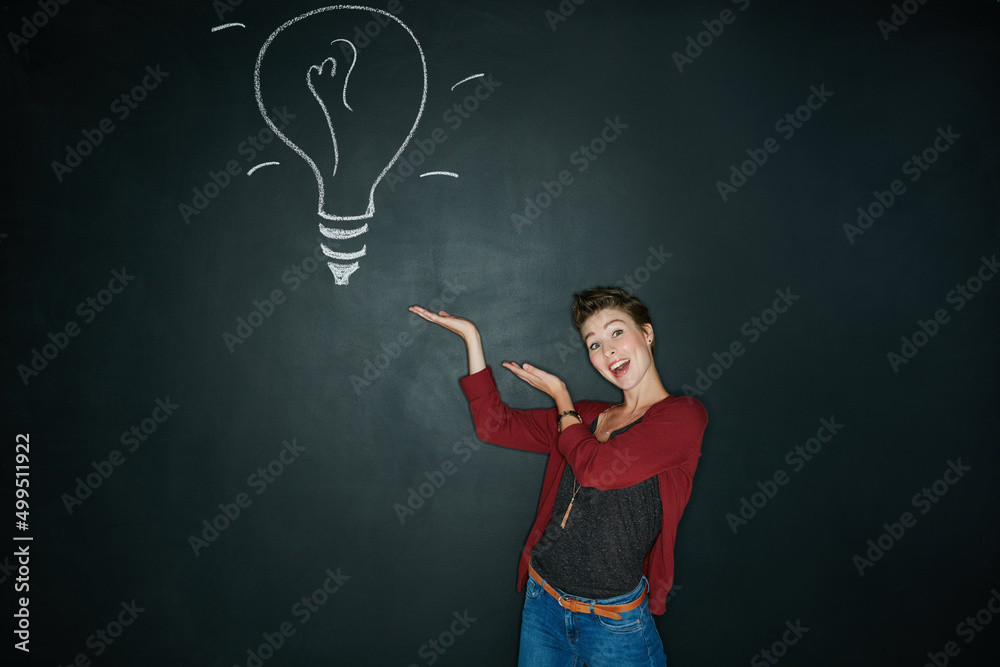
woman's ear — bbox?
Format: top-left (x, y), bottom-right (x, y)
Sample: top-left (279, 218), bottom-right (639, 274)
top-left (642, 323), bottom-right (653, 344)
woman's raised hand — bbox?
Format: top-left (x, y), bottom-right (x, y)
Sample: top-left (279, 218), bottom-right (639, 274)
top-left (408, 306), bottom-right (479, 340)
top-left (408, 305), bottom-right (485, 375)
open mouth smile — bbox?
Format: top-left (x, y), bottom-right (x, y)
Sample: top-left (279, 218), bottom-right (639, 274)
top-left (609, 358), bottom-right (630, 378)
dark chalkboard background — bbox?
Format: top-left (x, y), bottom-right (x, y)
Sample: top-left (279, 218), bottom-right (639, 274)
top-left (3, 0), bottom-right (999, 665)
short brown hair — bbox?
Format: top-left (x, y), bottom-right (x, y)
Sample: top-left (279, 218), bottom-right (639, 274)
top-left (572, 286), bottom-right (656, 355)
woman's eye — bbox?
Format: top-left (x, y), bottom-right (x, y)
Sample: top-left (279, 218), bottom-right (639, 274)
top-left (589, 342), bottom-right (600, 350)
top-left (612, 330), bottom-right (623, 337)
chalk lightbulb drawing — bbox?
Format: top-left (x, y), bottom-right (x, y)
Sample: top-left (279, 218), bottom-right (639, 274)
top-left (253, 6), bottom-right (427, 285)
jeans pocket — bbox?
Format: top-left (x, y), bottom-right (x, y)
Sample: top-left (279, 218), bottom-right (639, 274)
top-left (595, 603), bottom-right (645, 634)
top-left (525, 577), bottom-right (543, 600)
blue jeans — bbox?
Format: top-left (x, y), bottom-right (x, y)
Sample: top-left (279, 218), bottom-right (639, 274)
top-left (518, 573), bottom-right (667, 667)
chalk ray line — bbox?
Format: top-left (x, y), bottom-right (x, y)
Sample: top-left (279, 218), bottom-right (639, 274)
top-left (247, 161), bottom-right (280, 176)
top-left (451, 73), bottom-right (485, 91)
top-left (211, 23), bottom-right (246, 32)
top-left (419, 171), bottom-right (459, 178)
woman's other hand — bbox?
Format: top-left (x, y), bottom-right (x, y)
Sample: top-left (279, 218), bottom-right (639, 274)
top-left (502, 362), bottom-right (569, 403)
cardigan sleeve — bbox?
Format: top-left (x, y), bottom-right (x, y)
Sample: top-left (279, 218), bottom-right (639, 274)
top-left (556, 396), bottom-right (707, 490)
top-left (458, 366), bottom-right (556, 455)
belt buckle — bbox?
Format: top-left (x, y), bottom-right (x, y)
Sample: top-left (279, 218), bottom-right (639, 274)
top-left (557, 595), bottom-right (575, 612)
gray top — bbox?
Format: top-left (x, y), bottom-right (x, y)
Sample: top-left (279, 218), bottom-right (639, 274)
top-left (529, 416), bottom-right (662, 599)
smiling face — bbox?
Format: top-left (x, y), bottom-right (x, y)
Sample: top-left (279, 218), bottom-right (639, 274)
top-left (581, 308), bottom-right (655, 390)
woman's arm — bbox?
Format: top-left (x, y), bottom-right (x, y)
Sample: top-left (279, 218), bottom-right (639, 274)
top-left (557, 398), bottom-right (708, 490)
top-left (409, 305), bottom-right (555, 454)
top-left (460, 368), bottom-right (556, 454)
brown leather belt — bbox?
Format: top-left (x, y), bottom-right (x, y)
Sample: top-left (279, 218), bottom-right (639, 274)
top-left (527, 563), bottom-right (646, 621)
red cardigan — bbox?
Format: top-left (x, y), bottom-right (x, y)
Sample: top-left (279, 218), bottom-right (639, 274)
top-left (459, 366), bottom-right (708, 615)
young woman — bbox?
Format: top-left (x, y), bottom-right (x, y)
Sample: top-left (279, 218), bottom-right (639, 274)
top-left (409, 286), bottom-right (707, 666)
